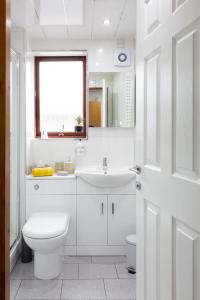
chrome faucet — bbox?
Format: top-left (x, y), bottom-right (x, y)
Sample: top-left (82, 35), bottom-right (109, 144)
top-left (103, 157), bottom-right (108, 173)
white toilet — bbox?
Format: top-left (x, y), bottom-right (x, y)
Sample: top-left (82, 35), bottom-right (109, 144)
top-left (22, 212), bottom-right (70, 280)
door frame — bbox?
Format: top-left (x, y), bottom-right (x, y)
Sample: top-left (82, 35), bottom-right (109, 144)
top-left (0, 0), bottom-right (10, 299)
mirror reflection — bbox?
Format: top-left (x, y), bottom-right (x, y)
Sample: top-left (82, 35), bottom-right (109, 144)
top-left (89, 72), bottom-right (135, 128)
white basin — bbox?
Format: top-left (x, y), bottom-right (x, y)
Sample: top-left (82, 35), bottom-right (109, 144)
top-left (75, 169), bottom-right (136, 188)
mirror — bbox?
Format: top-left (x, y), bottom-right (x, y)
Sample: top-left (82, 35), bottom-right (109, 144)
top-left (89, 72), bottom-right (135, 128)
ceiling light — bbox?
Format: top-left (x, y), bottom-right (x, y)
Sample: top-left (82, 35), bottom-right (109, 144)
top-left (104, 19), bottom-right (110, 26)
top-left (98, 48), bottom-right (103, 53)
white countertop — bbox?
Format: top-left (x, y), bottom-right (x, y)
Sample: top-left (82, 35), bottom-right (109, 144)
top-left (26, 174), bottom-right (76, 180)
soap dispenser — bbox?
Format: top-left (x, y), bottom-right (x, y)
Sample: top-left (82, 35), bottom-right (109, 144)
top-left (75, 139), bottom-right (86, 156)
top-left (64, 156), bottom-right (75, 174)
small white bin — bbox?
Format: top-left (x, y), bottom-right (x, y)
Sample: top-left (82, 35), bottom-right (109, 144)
top-left (126, 234), bottom-right (136, 270)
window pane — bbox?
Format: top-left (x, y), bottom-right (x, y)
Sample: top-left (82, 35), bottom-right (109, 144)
top-left (39, 60), bottom-right (83, 133)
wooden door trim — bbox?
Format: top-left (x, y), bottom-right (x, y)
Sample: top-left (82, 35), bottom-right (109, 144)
top-left (0, 0), bottom-right (10, 299)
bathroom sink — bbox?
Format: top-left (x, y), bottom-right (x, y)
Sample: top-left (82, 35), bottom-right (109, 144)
top-left (75, 169), bottom-right (136, 188)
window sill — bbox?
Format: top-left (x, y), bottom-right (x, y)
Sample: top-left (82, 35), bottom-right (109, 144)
top-left (32, 137), bottom-right (88, 141)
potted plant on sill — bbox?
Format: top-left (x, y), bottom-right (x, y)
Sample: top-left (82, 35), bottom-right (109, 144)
top-left (74, 115), bottom-right (83, 133)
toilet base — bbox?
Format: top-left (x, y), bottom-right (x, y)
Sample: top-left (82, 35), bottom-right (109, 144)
top-left (34, 249), bottom-right (62, 279)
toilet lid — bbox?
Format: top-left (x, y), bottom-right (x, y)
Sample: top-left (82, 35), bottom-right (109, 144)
top-left (23, 212), bottom-right (70, 239)
top-left (126, 234), bottom-right (136, 245)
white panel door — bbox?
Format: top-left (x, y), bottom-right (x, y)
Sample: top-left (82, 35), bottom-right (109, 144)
top-left (108, 195), bottom-right (136, 245)
top-left (77, 195), bottom-right (107, 245)
top-left (136, 0), bottom-right (200, 300)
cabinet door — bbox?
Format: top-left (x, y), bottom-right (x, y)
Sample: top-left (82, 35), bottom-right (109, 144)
top-left (26, 195), bottom-right (76, 245)
top-left (77, 195), bottom-right (107, 245)
top-left (108, 195), bottom-right (136, 245)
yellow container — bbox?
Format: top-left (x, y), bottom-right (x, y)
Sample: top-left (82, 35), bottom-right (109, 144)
top-left (32, 167), bottom-right (54, 177)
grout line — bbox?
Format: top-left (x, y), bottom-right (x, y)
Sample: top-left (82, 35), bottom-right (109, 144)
top-left (59, 279), bottom-right (63, 300)
top-left (78, 263), bottom-right (80, 280)
top-left (75, 193), bottom-right (77, 254)
top-left (12, 278), bottom-right (128, 282)
top-left (103, 279), bottom-right (108, 300)
top-left (114, 264), bottom-right (119, 279)
top-left (107, 196), bottom-right (108, 246)
top-left (13, 279), bottom-right (22, 300)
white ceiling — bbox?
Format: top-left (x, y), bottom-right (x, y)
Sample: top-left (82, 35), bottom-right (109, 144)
top-left (11, 0), bottom-right (136, 40)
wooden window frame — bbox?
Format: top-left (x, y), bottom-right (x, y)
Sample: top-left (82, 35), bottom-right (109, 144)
top-left (35, 56), bottom-right (87, 138)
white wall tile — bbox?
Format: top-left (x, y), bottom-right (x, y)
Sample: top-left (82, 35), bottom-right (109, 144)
top-left (29, 128), bottom-right (135, 169)
top-left (27, 39), bottom-right (135, 171)
top-left (31, 39), bottom-right (135, 73)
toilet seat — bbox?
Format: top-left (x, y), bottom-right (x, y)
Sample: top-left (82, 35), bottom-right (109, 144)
top-left (23, 212), bottom-right (70, 239)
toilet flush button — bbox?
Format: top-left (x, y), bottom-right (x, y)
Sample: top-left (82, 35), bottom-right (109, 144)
top-left (34, 184), bottom-right (39, 190)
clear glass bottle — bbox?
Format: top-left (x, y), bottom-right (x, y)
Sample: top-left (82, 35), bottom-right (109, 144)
top-left (64, 156), bottom-right (74, 174)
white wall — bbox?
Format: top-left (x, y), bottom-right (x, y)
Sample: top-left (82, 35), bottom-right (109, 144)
top-left (31, 38), bottom-right (135, 72)
top-left (30, 128), bottom-right (134, 169)
top-left (26, 38), bottom-right (136, 171)
top-left (26, 55), bottom-right (35, 170)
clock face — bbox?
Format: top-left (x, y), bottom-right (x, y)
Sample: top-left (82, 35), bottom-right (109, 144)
top-left (118, 53), bottom-right (127, 62)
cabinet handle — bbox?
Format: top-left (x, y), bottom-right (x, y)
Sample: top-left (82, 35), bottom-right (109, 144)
top-left (101, 202), bottom-right (104, 215)
top-left (112, 202), bottom-right (115, 215)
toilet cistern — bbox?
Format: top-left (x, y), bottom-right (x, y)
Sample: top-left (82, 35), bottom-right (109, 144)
top-left (103, 157), bottom-right (108, 174)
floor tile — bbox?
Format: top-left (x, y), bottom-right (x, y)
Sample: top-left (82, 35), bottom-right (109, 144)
top-left (10, 280), bottom-right (21, 300)
top-left (79, 264), bottom-right (117, 279)
top-left (16, 279), bottom-right (62, 299)
top-left (61, 279), bottom-right (106, 299)
top-left (104, 279), bottom-right (136, 300)
top-left (58, 264), bottom-right (78, 279)
top-left (116, 264), bottom-right (136, 279)
top-left (11, 263), bottom-right (35, 280)
top-left (63, 256), bottom-right (92, 264)
top-left (92, 256), bottom-right (126, 264)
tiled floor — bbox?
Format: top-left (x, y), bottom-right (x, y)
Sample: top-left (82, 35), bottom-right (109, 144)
top-left (11, 256), bottom-right (136, 300)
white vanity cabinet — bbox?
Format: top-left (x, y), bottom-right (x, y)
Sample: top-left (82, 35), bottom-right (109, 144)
top-left (26, 178), bottom-right (77, 246)
top-left (77, 195), bottom-right (136, 247)
top-left (108, 195), bottom-right (136, 245)
top-left (77, 195), bottom-right (107, 245)
top-left (76, 178), bottom-right (136, 254)
top-left (26, 176), bottom-right (136, 255)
